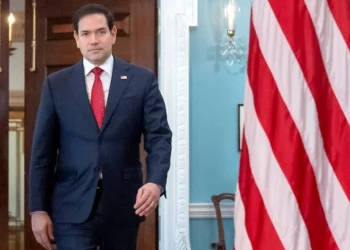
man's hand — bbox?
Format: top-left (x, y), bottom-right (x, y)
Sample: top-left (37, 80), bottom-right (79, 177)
top-left (31, 213), bottom-right (54, 250)
top-left (134, 183), bottom-right (162, 217)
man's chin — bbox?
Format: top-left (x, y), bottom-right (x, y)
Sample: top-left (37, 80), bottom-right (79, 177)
top-left (86, 56), bottom-right (105, 65)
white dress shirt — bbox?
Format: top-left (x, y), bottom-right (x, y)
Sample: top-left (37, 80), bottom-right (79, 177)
top-left (84, 54), bottom-right (114, 105)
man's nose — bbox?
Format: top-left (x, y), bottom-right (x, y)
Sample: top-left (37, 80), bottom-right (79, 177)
top-left (90, 34), bottom-right (99, 44)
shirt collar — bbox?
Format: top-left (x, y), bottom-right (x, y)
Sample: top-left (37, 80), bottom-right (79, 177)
top-left (83, 54), bottom-right (114, 76)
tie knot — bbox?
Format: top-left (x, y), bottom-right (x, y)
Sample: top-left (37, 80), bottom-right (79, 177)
top-left (91, 67), bottom-right (103, 76)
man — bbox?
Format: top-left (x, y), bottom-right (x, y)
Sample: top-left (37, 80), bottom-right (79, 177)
top-left (29, 3), bottom-right (172, 250)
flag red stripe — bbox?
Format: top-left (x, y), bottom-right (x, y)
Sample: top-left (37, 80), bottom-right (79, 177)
top-left (248, 21), bottom-right (338, 250)
top-left (327, 0), bottom-right (350, 50)
top-left (268, 0), bottom-right (350, 202)
top-left (238, 136), bottom-right (284, 250)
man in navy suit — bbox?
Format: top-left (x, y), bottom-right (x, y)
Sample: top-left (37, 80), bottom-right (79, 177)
top-left (29, 3), bottom-right (172, 250)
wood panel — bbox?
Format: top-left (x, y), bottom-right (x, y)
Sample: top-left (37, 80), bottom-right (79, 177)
top-left (24, 0), bottom-right (44, 248)
top-left (130, 0), bottom-right (157, 70)
top-left (131, 0), bottom-right (158, 248)
top-left (45, 0), bottom-right (130, 16)
top-left (47, 14), bottom-right (130, 40)
top-left (0, 0), bottom-right (9, 249)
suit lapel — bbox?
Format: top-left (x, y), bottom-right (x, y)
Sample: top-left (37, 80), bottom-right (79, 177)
top-left (101, 57), bottom-right (132, 132)
top-left (66, 61), bottom-right (100, 133)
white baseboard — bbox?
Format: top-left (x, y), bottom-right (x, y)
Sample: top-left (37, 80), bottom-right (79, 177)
top-left (189, 203), bottom-right (234, 219)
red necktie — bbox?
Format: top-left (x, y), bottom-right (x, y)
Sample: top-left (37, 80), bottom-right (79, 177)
top-left (91, 67), bottom-right (105, 129)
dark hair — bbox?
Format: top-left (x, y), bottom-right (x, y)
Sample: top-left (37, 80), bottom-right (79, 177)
top-left (72, 4), bottom-right (114, 33)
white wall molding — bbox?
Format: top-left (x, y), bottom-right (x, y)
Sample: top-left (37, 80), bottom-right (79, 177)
top-left (186, 0), bottom-right (198, 27)
top-left (158, 0), bottom-right (197, 249)
top-left (189, 203), bottom-right (234, 219)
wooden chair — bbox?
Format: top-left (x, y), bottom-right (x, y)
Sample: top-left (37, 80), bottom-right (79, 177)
top-left (211, 193), bottom-right (235, 250)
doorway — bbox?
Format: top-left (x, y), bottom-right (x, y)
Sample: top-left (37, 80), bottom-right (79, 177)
top-left (1, 0), bottom-right (159, 249)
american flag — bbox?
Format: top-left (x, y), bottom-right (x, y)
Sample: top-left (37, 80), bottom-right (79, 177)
top-left (234, 0), bottom-right (350, 249)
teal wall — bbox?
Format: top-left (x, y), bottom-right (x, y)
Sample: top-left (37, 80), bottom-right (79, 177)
top-left (190, 219), bottom-right (234, 250)
top-left (189, 0), bottom-right (251, 249)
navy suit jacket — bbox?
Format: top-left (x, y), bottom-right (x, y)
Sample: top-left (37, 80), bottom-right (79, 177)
top-left (29, 57), bottom-right (172, 225)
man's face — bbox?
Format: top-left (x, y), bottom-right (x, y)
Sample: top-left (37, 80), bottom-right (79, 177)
top-left (74, 13), bottom-right (117, 65)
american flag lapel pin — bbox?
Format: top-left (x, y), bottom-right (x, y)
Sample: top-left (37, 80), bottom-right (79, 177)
top-left (121, 75), bottom-right (128, 80)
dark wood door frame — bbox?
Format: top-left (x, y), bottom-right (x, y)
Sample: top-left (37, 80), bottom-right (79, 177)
top-left (24, 0), bottom-right (40, 248)
top-left (0, 0), bottom-right (9, 249)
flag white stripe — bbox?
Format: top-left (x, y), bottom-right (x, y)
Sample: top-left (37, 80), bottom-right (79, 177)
top-left (233, 187), bottom-right (253, 250)
top-left (253, 0), bottom-right (350, 248)
top-left (305, 0), bottom-right (350, 125)
top-left (244, 80), bottom-right (311, 250)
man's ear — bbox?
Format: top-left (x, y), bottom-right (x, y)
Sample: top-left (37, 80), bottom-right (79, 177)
top-left (111, 26), bottom-right (117, 44)
top-left (73, 31), bottom-right (80, 48)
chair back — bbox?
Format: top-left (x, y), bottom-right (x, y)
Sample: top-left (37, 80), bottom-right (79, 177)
top-left (211, 193), bottom-right (235, 250)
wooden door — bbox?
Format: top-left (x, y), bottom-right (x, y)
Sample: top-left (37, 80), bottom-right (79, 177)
top-left (24, 0), bottom-right (158, 249)
top-left (0, 0), bottom-right (9, 249)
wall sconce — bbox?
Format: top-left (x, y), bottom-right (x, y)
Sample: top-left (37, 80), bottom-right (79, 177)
top-left (220, 0), bottom-right (247, 68)
top-left (8, 13), bottom-right (16, 55)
